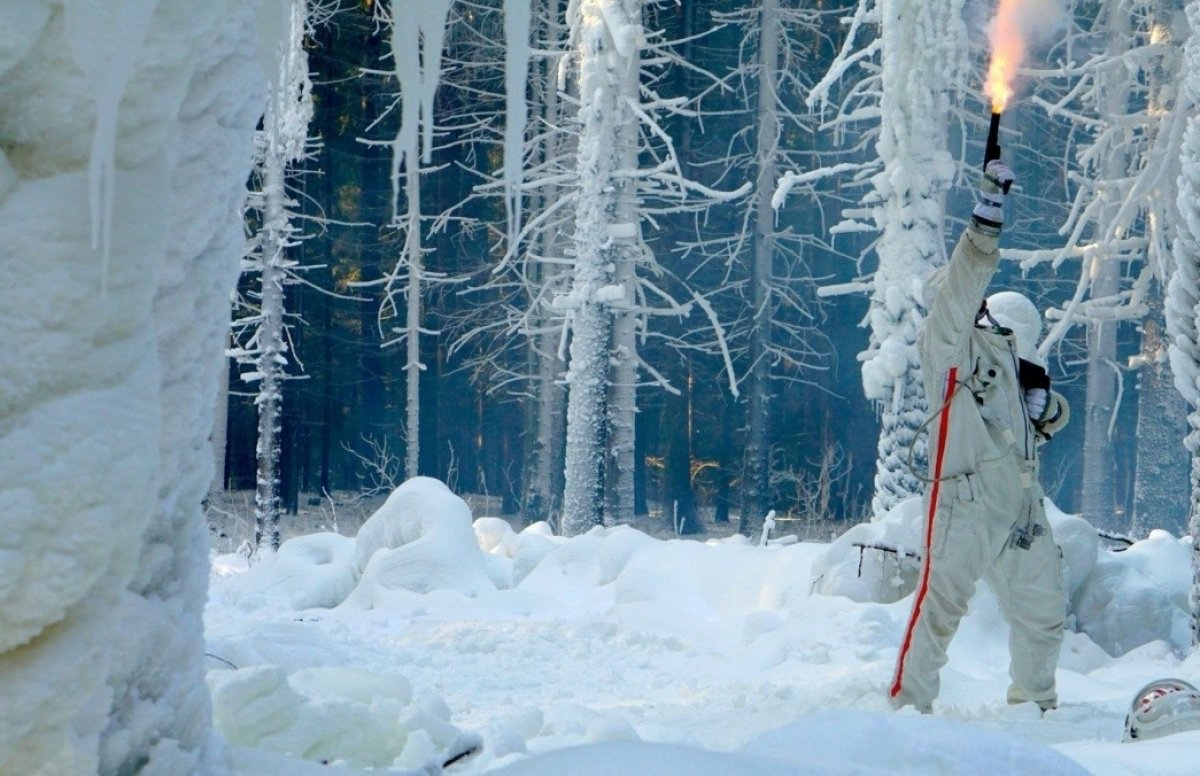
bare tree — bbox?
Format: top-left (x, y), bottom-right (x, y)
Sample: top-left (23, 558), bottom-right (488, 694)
top-left (1132, 0), bottom-right (1191, 536)
top-left (560, 0), bottom-right (644, 532)
top-left (425, 0), bottom-right (749, 533)
top-left (518, 0), bottom-right (573, 525)
top-left (1029, 0), bottom-right (1192, 532)
top-left (232, 0), bottom-right (318, 554)
top-left (559, 0), bottom-right (750, 534)
top-left (714, 1), bottom-right (842, 535)
top-left (360, 0), bottom-right (455, 480)
top-left (803, 0), bottom-right (970, 519)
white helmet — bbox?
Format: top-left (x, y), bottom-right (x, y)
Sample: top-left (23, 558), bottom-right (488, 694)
top-left (1122, 678), bottom-right (1200, 742)
top-left (985, 291), bottom-right (1042, 362)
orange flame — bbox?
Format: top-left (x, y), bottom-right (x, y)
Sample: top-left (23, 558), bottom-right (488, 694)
top-left (984, 0), bottom-right (1026, 113)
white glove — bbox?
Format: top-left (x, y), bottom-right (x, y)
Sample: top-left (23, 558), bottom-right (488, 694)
top-left (1025, 387), bottom-right (1047, 420)
top-left (972, 160), bottom-right (1015, 234)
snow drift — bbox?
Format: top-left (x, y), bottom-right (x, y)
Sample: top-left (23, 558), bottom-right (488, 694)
top-left (349, 476), bottom-right (497, 603)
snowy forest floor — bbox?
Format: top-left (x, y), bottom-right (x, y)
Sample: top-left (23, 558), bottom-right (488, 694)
top-left (202, 480), bottom-right (1200, 774)
top-left (204, 490), bottom-right (851, 555)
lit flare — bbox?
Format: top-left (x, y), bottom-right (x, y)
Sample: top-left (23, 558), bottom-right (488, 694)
top-left (984, 0), bottom-right (1025, 113)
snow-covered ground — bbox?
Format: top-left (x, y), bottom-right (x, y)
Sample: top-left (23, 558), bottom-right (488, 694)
top-left (205, 477), bottom-right (1199, 774)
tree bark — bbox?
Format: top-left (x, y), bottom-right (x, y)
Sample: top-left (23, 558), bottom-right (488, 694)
top-left (524, 0), bottom-right (570, 526)
top-left (664, 361), bottom-right (699, 533)
top-left (254, 91), bottom-right (290, 554)
top-left (741, 0), bottom-right (781, 535)
top-left (562, 0), bottom-right (643, 534)
top-left (1131, 2), bottom-right (1189, 536)
top-left (1082, 1), bottom-right (1133, 532)
top-left (403, 159), bottom-right (423, 479)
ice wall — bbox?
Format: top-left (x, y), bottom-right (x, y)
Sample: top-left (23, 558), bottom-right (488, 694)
top-left (0, 1), bottom-right (261, 772)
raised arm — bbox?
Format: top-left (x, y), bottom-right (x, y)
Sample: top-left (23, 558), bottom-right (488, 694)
top-left (920, 161), bottom-right (1014, 364)
top-left (921, 227), bottom-right (1000, 360)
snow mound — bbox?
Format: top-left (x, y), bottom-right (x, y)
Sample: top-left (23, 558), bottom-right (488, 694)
top-left (471, 517), bottom-right (567, 589)
top-left (205, 620), bottom-right (342, 676)
top-left (510, 524), bottom-right (818, 646)
top-left (605, 532), bottom-right (813, 615)
top-left (346, 477), bottom-right (496, 602)
top-left (1029, 513), bottom-right (1191, 657)
top-left (1070, 530), bottom-right (1191, 656)
top-left (809, 497), bottom-right (922, 603)
top-left (220, 533), bottom-right (358, 609)
top-left (510, 522), bottom-right (562, 586)
top-left (1055, 730), bottom-right (1200, 775)
top-left (474, 516), bottom-right (521, 589)
top-left (475, 516), bottom-right (517, 553)
top-left (207, 664), bottom-right (480, 771)
top-left (1118, 529), bottom-right (1192, 610)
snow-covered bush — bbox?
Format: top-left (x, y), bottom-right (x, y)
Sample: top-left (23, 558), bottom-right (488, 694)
top-left (809, 497), bottom-right (923, 603)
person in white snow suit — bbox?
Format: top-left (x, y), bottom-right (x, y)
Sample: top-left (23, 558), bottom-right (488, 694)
top-left (888, 159), bottom-right (1071, 714)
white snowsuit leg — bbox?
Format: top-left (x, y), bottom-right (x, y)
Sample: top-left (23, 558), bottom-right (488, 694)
top-left (891, 465), bottom-right (1019, 711)
top-left (891, 465), bottom-right (1065, 712)
top-left (982, 484), bottom-right (1065, 708)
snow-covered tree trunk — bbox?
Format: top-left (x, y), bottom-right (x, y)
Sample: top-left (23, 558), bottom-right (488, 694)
top-left (1132, 299), bottom-right (1191, 536)
top-left (526, 206), bottom-right (570, 524)
top-left (603, 213), bottom-right (640, 524)
top-left (599, 0), bottom-right (642, 526)
top-left (523, 0), bottom-right (571, 526)
top-left (529, 228), bottom-right (570, 528)
top-left (1081, 267), bottom-right (1122, 527)
top-left (862, 0), bottom-right (965, 518)
top-left (241, 0), bottom-right (314, 554)
top-left (561, 0), bottom-right (644, 534)
top-left (740, 0), bottom-right (781, 535)
top-left (1131, 1), bottom-right (1190, 536)
top-left (529, 321), bottom-right (567, 523)
top-left (403, 156), bottom-right (423, 479)
top-left (1167, 0), bottom-right (1200, 648)
top-left (1081, 1), bottom-right (1134, 532)
top-left (255, 145), bottom-right (287, 551)
top-left (0, 2), bottom-right (260, 771)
